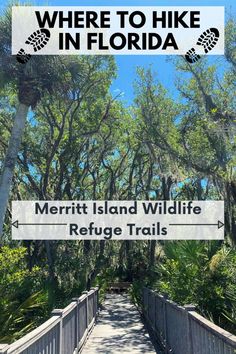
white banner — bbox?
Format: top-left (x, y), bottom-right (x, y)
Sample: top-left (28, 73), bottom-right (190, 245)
top-left (12, 6), bottom-right (224, 55)
top-left (12, 200), bottom-right (224, 240)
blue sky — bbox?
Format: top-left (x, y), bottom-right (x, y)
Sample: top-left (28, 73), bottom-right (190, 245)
top-left (2, 0), bottom-right (236, 103)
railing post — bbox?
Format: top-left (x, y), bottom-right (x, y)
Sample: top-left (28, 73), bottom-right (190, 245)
top-left (146, 288), bottom-right (149, 320)
top-left (184, 305), bottom-right (195, 354)
top-left (92, 287), bottom-right (99, 315)
top-left (96, 287), bottom-right (99, 311)
top-left (148, 289), bottom-right (151, 320)
top-left (51, 309), bottom-right (64, 354)
top-left (0, 344), bottom-right (9, 354)
top-left (143, 287), bottom-right (149, 320)
top-left (163, 293), bottom-right (168, 354)
top-left (153, 291), bottom-right (157, 331)
top-left (82, 291), bottom-right (89, 329)
top-left (150, 290), bottom-right (154, 326)
top-left (72, 298), bottom-right (80, 351)
top-left (90, 288), bottom-right (97, 317)
top-left (142, 288), bottom-right (145, 314)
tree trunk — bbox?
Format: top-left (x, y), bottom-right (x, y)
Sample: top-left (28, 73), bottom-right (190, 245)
top-left (149, 240), bottom-right (156, 268)
top-left (0, 103), bottom-right (29, 237)
top-left (125, 241), bottom-right (133, 282)
top-left (44, 241), bottom-right (57, 284)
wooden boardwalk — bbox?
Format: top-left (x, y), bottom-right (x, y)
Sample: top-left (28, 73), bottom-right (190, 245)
top-left (82, 294), bottom-right (157, 354)
top-left (1, 288), bottom-right (235, 354)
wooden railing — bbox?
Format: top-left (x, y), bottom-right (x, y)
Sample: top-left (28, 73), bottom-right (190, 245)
top-left (143, 287), bottom-right (236, 354)
top-left (0, 287), bottom-right (99, 354)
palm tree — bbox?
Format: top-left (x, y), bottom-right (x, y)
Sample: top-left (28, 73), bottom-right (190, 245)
top-left (0, 8), bottom-right (67, 237)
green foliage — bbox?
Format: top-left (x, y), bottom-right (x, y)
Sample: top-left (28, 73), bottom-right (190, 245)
top-left (154, 242), bottom-right (236, 334)
top-left (0, 246), bottom-right (48, 343)
top-left (128, 281), bottom-right (144, 308)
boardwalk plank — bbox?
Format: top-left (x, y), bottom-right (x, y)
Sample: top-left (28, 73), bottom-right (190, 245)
top-left (82, 294), bottom-right (157, 354)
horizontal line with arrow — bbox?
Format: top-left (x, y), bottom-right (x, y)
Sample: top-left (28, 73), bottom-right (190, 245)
top-left (169, 220), bottom-right (224, 229)
top-left (12, 220), bottom-right (67, 229)
top-left (12, 220), bottom-right (225, 230)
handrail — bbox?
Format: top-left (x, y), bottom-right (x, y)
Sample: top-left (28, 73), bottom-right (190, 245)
top-left (189, 311), bottom-right (236, 348)
top-left (143, 287), bottom-right (236, 354)
top-left (0, 287), bottom-right (99, 354)
top-left (7, 316), bottom-right (61, 354)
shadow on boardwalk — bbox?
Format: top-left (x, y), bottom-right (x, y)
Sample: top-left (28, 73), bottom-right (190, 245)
top-left (82, 294), bottom-right (158, 354)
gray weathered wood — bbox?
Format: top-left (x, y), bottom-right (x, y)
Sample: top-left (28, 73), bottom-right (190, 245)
top-left (0, 288), bottom-right (99, 354)
top-left (143, 288), bottom-right (236, 354)
top-left (82, 294), bottom-right (157, 353)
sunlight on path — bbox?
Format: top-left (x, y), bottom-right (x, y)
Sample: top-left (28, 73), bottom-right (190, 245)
top-left (82, 294), bottom-right (157, 354)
